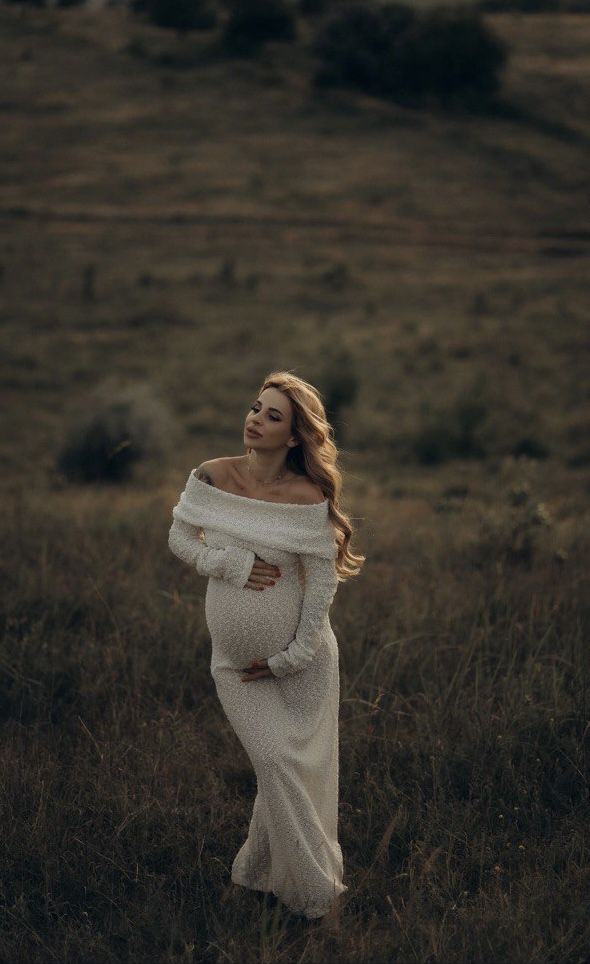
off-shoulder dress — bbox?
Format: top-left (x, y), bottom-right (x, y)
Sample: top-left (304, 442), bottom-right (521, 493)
top-left (168, 469), bottom-right (347, 919)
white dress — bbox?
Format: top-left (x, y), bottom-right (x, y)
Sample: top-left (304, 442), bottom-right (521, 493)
top-left (168, 469), bottom-right (348, 919)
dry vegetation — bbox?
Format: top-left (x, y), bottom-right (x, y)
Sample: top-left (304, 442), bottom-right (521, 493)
top-left (0, 2), bottom-right (589, 961)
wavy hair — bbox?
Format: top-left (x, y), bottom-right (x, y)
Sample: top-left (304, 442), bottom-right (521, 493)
top-left (247, 370), bottom-right (365, 582)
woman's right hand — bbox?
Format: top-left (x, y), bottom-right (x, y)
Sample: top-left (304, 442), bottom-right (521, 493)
top-left (245, 553), bottom-right (281, 591)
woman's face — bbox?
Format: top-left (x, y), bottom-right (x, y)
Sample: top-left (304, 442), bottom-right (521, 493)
top-left (244, 387), bottom-right (296, 452)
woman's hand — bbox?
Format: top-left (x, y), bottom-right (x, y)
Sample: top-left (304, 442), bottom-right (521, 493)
top-left (241, 658), bottom-right (274, 682)
top-left (244, 554), bottom-right (281, 591)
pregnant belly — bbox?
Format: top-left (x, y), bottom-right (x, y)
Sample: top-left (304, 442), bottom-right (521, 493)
top-left (205, 574), bottom-right (304, 666)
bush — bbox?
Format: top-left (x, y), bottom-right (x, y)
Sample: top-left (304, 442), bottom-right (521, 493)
top-left (478, 0), bottom-right (560, 10)
top-left (313, 4), bottom-right (416, 95)
top-left (511, 436), bottom-right (549, 459)
top-left (471, 481), bottom-right (554, 570)
top-left (222, 0), bottom-right (298, 57)
top-left (56, 379), bottom-right (176, 485)
top-left (319, 349), bottom-right (359, 442)
top-left (132, 0), bottom-right (218, 32)
top-left (412, 384), bottom-right (490, 465)
top-left (299, 0), bottom-right (331, 14)
top-left (313, 2), bottom-right (508, 110)
top-left (397, 6), bottom-right (508, 108)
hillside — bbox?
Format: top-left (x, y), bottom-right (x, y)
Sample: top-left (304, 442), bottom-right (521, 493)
top-left (1, 6), bottom-right (589, 962)
top-left (1, 3), bottom-right (589, 511)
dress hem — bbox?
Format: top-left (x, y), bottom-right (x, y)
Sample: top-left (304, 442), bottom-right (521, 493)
top-left (231, 871), bottom-right (342, 920)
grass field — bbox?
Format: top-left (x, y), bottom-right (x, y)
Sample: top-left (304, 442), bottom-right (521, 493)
top-left (1, 3), bottom-right (589, 961)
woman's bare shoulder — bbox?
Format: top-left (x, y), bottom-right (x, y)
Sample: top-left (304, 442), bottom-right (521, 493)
top-left (193, 458), bottom-right (224, 486)
top-left (194, 458), bottom-right (325, 504)
top-left (286, 477), bottom-right (326, 505)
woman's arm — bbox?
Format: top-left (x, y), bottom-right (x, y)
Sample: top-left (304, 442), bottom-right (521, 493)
top-left (168, 515), bottom-right (256, 590)
top-left (266, 553), bottom-right (339, 678)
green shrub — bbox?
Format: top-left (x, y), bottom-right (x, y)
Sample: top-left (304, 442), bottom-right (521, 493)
top-left (396, 6), bottom-right (508, 108)
top-left (133, 0), bottom-right (218, 32)
top-left (313, 2), bottom-right (508, 110)
top-left (471, 481), bottom-right (554, 570)
top-left (412, 386), bottom-right (490, 465)
top-left (222, 0), bottom-right (298, 57)
top-left (299, 0), bottom-right (332, 14)
top-left (511, 436), bottom-right (549, 459)
top-left (313, 4), bottom-right (416, 95)
top-left (56, 379), bottom-right (176, 484)
top-left (478, 0), bottom-right (560, 10)
top-left (319, 349), bottom-right (359, 442)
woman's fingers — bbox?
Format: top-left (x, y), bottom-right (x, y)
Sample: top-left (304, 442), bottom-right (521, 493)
top-left (251, 571), bottom-right (277, 583)
top-left (240, 658), bottom-right (273, 682)
top-left (253, 562), bottom-right (281, 577)
top-left (253, 555), bottom-right (281, 574)
top-left (244, 576), bottom-right (273, 589)
top-left (245, 559), bottom-right (281, 590)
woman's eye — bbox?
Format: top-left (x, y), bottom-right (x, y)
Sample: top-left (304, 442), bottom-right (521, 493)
top-left (250, 405), bottom-right (279, 421)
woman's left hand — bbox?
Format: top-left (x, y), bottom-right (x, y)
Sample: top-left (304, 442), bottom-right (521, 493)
top-left (241, 658), bottom-right (274, 682)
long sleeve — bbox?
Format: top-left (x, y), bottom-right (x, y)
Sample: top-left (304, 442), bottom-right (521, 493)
top-left (266, 553), bottom-right (339, 678)
top-left (168, 515), bottom-right (256, 590)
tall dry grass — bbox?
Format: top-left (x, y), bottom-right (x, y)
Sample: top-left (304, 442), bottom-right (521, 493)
top-left (1, 462), bottom-right (588, 962)
top-left (1, 3), bottom-right (589, 959)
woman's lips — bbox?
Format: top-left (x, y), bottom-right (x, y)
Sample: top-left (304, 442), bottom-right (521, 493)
top-left (246, 427), bottom-right (262, 438)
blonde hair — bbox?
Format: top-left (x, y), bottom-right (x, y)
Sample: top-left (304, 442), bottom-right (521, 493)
top-left (249, 370), bottom-right (365, 582)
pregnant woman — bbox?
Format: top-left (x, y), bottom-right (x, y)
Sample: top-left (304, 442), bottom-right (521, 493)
top-left (168, 370), bottom-right (365, 921)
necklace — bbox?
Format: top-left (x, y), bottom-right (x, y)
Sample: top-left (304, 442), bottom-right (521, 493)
top-left (246, 452), bottom-right (287, 486)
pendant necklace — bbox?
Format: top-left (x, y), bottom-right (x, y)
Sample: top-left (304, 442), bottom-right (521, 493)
top-left (247, 452), bottom-right (287, 487)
